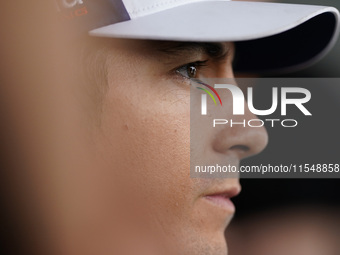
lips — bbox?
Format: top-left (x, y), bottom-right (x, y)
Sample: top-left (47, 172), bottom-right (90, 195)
top-left (203, 184), bottom-right (241, 213)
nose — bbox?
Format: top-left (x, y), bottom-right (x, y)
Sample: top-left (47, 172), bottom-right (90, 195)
top-left (212, 101), bottom-right (269, 160)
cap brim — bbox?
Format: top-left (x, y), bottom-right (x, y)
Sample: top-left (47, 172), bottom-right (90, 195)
top-left (89, 1), bottom-right (340, 73)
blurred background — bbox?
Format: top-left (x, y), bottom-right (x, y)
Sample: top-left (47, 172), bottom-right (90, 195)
top-left (228, 1), bottom-right (340, 255)
top-left (279, 0), bottom-right (340, 78)
top-left (236, 0), bottom-right (340, 77)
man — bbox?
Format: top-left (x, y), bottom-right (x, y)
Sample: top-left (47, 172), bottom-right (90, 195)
top-left (2, 0), bottom-right (339, 255)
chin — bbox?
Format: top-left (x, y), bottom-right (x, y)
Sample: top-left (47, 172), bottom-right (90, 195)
top-left (173, 228), bottom-right (229, 255)
top-left (207, 232), bottom-right (229, 255)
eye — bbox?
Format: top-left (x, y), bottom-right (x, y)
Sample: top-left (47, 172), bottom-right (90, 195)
top-left (176, 61), bottom-right (207, 80)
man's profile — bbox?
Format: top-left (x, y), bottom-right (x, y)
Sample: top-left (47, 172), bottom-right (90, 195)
top-left (1, 0), bottom-right (339, 255)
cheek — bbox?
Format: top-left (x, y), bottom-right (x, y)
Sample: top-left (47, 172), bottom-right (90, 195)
top-left (97, 66), bottom-right (194, 229)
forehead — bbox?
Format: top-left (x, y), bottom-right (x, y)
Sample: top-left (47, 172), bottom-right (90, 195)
top-left (154, 41), bottom-right (233, 57)
top-left (103, 39), bottom-right (234, 65)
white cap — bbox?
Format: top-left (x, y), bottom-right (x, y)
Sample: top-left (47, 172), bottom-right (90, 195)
top-left (76, 0), bottom-right (340, 73)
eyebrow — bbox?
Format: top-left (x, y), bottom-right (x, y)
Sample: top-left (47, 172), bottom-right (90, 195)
top-left (157, 42), bottom-right (231, 61)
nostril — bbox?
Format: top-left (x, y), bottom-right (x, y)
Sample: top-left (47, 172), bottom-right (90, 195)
top-left (212, 141), bottom-right (251, 155)
top-left (229, 145), bottom-right (250, 153)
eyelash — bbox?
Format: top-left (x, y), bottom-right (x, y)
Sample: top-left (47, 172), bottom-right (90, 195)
top-left (175, 60), bottom-right (208, 81)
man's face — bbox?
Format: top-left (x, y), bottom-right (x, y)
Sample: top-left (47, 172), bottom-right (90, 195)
top-left (74, 39), bottom-right (268, 255)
